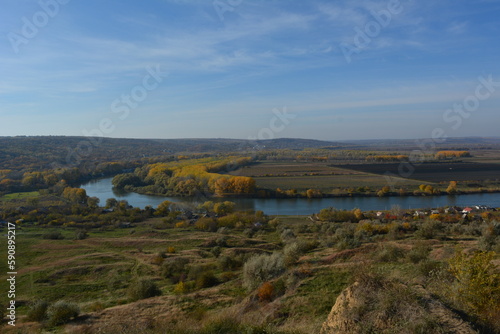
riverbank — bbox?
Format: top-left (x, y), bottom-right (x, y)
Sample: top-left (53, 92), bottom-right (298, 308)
top-left (81, 177), bottom-right (500, 215)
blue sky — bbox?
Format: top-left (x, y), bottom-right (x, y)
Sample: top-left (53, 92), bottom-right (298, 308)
top-left (1, 0), bottom-right (500, 141)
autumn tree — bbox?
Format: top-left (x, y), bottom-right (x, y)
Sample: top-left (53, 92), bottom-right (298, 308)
top-left (446, 181), bottom-right (458, 194)
top-left (62, 187), bottom-right (88, 204)
top-left (214, 201), bottom-right (235, 216)
top-left (155, 200), bottom-right (172, 216)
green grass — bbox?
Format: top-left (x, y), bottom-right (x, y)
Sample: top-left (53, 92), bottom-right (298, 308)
top-left (0, 191), bottom-right (40, 201)
top-left (285, 269), bottom-right (351, 318)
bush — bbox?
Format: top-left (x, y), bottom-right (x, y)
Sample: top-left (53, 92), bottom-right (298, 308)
top-left (47, 301), bottom-right (79, 326)
top-left (284, 242), bottom-right (301, 266)
top-left (257, 282), bottom-right (274, 302)
top-left (173, 281), bottom-right (190, 294)
top-left (161, 257), bottom-right (190, 283)
top-left (415, 220), bottom-right (443, 239)
top-left (218, 255), bottom-right (241, 271)
top-left (375, 244), bottom-right (405, 263)
top-left (243, 253), bottom-right (285, 290)
top-left (334, 225), bottom-right (361, 250)
top-left (447, 250), bottom-right (500, 326)
top-left (127, 279), bottom-right (162, 301)
top-left (407, 242), bottom-right (432, 264)
top-left (74, 230), bottom-right (88, 240)
top-left (478, 222), bottom-right (500, 251)
top-left (215, 236), bottom-right (228, 247)
top-left (42, 231), bottom-right (64, 240)
top-left (211, 246), bottom-right (222, 258)
top-left (195, 271), bottom-right (219, 289)
top-left (417, 259), bottom-right (443, 278)
top-left (26, 300), bottom-right (49, 322)
top-left (280, 229), bottom-right (296, 243)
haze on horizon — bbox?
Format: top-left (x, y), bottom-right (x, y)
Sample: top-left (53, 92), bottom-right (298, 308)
top-left (1, 0), bottom-right (500, 141)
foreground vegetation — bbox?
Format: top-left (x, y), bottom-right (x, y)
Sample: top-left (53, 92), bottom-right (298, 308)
top-left (1, 195), bottom-right (499, 333)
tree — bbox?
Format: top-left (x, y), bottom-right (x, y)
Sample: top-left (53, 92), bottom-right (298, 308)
top-left (117, 200), bottom-right (130, 212)
top-left (198, 201), bottom-right (215, 213)
top-left (214, 201), bottom-right (235, 216)
top-left (112, 173), bottom-right (143, 189)
top-left (446, 181), bottom-right (458, 194)
top-left (155, 200), bottom-right (172, 216)
top-left (87, 197), bottom-right (100, 210)
top-left (306, 188), bottom-right (322, 198)
top-left (105, 198), bottom-right (118, 209)
top-left (62, 187), bottom-right (88, 204)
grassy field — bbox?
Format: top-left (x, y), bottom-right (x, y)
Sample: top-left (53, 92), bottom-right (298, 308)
top-left (1, 210), bottom-right (499, 333)
top-left (0, 191), bottom-right (40, 202)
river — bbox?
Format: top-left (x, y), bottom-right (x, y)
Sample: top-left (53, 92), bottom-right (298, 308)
top-left (80, 177), bottom-right (500, 215)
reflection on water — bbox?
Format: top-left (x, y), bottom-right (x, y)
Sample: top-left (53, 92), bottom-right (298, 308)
top-left (81, 177), bottom-right (500, 215)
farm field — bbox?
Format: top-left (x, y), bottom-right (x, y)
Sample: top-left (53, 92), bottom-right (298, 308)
top-left (340, 162), bottom-right (500, 183)
top-left (232, 162), bottom-right (428, 192)
top-left (232, 162), bottom-right (364, 177)
top-left (253, 174), bottom-right (423, 192)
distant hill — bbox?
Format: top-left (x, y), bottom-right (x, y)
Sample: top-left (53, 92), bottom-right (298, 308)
top-left (1, 136), bottom-right (498, 172)
top-left (0, 136), bottom-right (347, 171)
top-left (342, 137), bottom-right (500, 150)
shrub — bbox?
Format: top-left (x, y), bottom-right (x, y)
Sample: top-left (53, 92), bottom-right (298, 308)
top-left (42, 231), bottom-right (64, 240)
top-left (211, 246), bottom-right (222, 258)
top-left (74, 230), bottom-right (88, 240)
top-left (127, 279), bottom-right (162, 301)
top-left (415, 220), bottom-right (442, 239)
top-left (284, 242), bottom-right (301, 266)
top-left (161, 257), bottom-right (190, 283)
top-left (280, 229), bottom-right (296, 243)
top-left (220, 271), bottom-right (238, 282)
top-left (173, 281), bottom-right (189, 294)
top-left (257, 282), bottom-right (274, 302)
top-left (268, 218), bottom-right (280, 230)
top-left (195, 271), bottom-right (219, 289)
top-left (243, 253), bottom-right (285, 290)
top-left (375, 244), bottom-right (404, 263)
top-left (334, 225), bottom-right (361, 250)
top-left (447, 250), bottom-right (500, 324)
top-left (318, 208), bottom-right (357, 222)
top-left (215, 236), bottom-right (228, 247)
top-left (273, 278), bottom-right (287, 297)
top-left (26, 300), bottom-right (49, 322)
top-left (175, 221), bottom-right (189, 228)
top-left (47, 301), bottom-right (79, 326)
top-left (407, 242), bottom-right (432, 264)
top-left (478, 223), bottom-right (500, 251)
top-left (218, 255), bottom-right (241, 271)
top-left (200, 317), bottom-right (241, 334)
top-left (417, 259), bottom-right (443, 278)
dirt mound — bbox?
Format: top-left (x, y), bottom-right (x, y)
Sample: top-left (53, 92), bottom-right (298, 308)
top-left (320, 281), bottom-right (477, 334)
